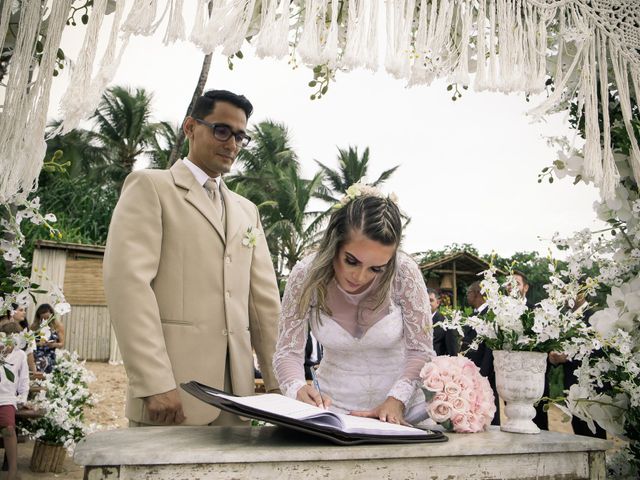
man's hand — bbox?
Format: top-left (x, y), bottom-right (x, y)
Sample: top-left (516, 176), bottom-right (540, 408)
top-left (143, 389), bottom-right (185, 425)
top-left (351, 396), bottom-right (409, 425)
top-left (548, 351), bottom-right (568, 365)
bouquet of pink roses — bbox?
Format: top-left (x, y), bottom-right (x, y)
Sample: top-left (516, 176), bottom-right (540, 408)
top-left (419, 356), bottom-right (496, 433)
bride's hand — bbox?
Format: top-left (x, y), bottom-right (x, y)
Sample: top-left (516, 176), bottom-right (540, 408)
top-left (350, 397), bottom-right (409, 425)
top-left (296, 385), bottom-right (332, 409)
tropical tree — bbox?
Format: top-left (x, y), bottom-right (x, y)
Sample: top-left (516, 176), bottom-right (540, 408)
top-left (227, 120), bottom-right (329, 285)
top-left (315, 146), bottom-right (400, 202)
top-left (89, 86), bottom-right (158, 192)
top-left (264, 169), bottom-right (327, 279)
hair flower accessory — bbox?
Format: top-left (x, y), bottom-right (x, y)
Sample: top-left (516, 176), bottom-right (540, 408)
top-left (242, 226), bottom-right (261, 248)
top-left (333, 182), bottom-right (399, 210)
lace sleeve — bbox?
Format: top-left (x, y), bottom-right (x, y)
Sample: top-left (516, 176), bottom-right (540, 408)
top-left (272, 258), bottom-right (311, 399)
top-left (387, 253), bottom-right (435, 405)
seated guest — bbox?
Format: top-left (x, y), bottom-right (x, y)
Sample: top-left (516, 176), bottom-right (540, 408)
top-left (0, 321), bottom-right (30, 480)
top-left (429, 289), bottom-right (459, 356)
top-left (30, 303), bottom-right (65, 374)
top-left (10, 304), bottom-right (28, 330)
top-left (462, 281), bottom-right (500, 425)
top-left (1, 307), bottom-right (37, 373)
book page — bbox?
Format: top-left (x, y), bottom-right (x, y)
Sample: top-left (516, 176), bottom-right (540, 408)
top-left (214, 391), bottom-right (337, 421)
top-left (211, 390), bottom-right (427, 437)
top-left (337, 414), bottom-right (427, 436)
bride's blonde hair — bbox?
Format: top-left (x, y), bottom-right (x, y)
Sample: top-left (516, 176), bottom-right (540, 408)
top-left (296, 194), bottom-right (403, 319)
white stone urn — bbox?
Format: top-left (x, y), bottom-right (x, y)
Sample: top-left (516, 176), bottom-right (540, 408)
top-left (493, 350), bottom-right (547, 434)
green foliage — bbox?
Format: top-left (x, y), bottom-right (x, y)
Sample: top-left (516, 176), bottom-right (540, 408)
top-left (314, 146), bottom-right (400, 204)
top-left (227, 120), bottom-right (328, 285)
top-left (309, 64), bottom-right (333, 100)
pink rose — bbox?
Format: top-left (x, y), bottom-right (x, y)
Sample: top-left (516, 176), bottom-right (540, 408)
top-left (444, 381), bottom-right (462, 397)
top-left (450, 396), bottom-right (469, 413)
top-left (429, 400), bottom-right (453, 423)
top-left (423, 374), bottom-right (445, 392)
top-left (451, 413), bottom-right (471, 432)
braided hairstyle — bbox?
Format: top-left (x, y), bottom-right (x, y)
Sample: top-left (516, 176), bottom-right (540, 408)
top-left (296, 194), bottom-right (403, 319)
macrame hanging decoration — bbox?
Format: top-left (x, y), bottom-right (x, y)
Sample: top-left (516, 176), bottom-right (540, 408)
top-left (0, 0), bottom-right (72, 202)
top-left (2, 0), bottom-right (640, 202)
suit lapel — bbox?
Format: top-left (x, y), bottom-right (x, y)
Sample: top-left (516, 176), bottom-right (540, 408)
top-left (171, 160), bottom-right (226, 243)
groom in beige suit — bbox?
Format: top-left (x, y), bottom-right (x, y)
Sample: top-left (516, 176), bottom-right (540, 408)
top-left (104, 90), bottom-right (281, 426)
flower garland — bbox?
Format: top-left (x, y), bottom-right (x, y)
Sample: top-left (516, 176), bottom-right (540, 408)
top-left (332, 182), bottom-right (399, 210)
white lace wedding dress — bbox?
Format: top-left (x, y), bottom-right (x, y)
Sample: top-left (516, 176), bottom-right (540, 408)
top-left (273, 252), bottom-right (435, 423)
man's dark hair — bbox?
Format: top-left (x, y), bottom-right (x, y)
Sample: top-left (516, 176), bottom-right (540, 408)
top-left (190, 89), bottom-right (253, 120)
top-left (513, 270), bottom-right (529, 286)
top-left (467, 281), bottom-right (482, 293)
top-left (427, 288), bottom-right (442, 300)
top-left (0, 321), bottom-right (22, 335)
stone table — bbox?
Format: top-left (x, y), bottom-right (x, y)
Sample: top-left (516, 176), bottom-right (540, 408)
top-left (74, 426), bottom-right (611, 479)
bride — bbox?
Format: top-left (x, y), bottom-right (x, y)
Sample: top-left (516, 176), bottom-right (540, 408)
top-left (273, 186), bottom-right (435, 425)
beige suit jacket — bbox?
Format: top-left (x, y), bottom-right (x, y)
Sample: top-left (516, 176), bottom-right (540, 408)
top-left (103, 160), bottom-right (281, 425)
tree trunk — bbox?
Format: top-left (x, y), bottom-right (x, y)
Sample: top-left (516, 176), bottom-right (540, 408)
top-left (167, 53), bottom-right (213, 168)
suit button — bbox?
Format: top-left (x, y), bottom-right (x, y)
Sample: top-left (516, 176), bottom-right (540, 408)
top-left (225, 291), bottom-right (230, 298)
top-left (222, 329), bottom-right (228, 336)
top-left (225, 256), bottom-right (231, 264)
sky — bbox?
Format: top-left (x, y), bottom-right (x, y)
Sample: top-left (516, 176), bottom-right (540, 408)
top-left (45, 4), bottom-right (605, 258)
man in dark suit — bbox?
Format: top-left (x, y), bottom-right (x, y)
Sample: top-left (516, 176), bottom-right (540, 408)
top-left (429, 289), bottom-right (459, 356)
top-left (462, 281), bottom-right (500, 425)
top-left (548, 301), bottom-right (607, 438)
top-left (303, 332), bottom-right (322, 380)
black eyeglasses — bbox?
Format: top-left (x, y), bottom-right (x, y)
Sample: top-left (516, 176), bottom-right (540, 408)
top-left (193, 119), bottom-right (251, 147)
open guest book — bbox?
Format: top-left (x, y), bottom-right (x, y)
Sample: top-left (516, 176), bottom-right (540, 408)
top-left (181, 381), bottom-right (447, 445)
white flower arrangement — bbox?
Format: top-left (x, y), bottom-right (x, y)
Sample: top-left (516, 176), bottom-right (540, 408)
top-left (23, 349), bottom-right (96, 454)
top-left (333, 182), bottom-right (399, 210)
top-left (241, 226), bottom-right (261, 248)
top-left (440, 266), bottom-right (598, 355)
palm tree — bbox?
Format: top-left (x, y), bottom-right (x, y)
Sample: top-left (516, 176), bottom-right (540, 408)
top-left (89, 86), bottom-right (158, 192)
top-left (227, 120), bottom-right (301, 206)
top-left (227, 120), bottom-right (329, 282)
top-left (147, 121), bottom-right (182, 170)
top-left (315, 146), bottom-right (400, 202)
top-left (264, 169), bottom-right (327, 278)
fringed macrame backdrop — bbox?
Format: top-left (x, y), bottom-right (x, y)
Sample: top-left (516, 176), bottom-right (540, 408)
top-left (1, 0), bottom-right (640, 201)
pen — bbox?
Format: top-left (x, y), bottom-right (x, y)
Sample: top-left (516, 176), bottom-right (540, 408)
top-left (310, 366), bottom-right (326, 409)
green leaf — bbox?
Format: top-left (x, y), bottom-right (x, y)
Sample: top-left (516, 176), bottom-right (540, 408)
top-left (446, 84), bottom-right (453, 91)
top-left (235, 50), bottom-right (244, 59)
top-left (321, 85), bottom-right (328, 95)
top-left (56, 49), bottom-right (65, 60)
top-left (3, 367), bottom-right (14, 383)
top-left (420, 386), bottom-right (436, 402)
top-left (308, 81), bottom-right (317, 87)
top-left (81, 14), bottom-right (89, 24)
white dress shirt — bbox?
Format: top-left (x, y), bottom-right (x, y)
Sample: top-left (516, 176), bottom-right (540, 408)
top-left (183, 158), bottom-right (224, 209)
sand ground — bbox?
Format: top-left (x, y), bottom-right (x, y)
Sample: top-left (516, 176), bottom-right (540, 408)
top-left (4, 361), bottom-right (618, 479)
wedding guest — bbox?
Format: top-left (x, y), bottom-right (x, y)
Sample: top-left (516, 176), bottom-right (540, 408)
top-left (303, 332), bottom-right (323, 380)
top-left (548, 297), bottom-right (607, 438)
top-left (462, 281), bottom-right (500, 425)
top-left (30, 303), bottom-right (65, 374)
top-left (273, 191), bottom-right (435, 425)
top-left (104, 89), bottom-right (280, 427)
top-left (429, 289), bottom-right (459, 356)
top-left (0, 322), bottom-right (30, 480)
top-left (10, 304), bottom-right (28, 330)
top-left (512, 270), bottom-right (535, 309)
top-left (0, 306), bottom-right (37, 373)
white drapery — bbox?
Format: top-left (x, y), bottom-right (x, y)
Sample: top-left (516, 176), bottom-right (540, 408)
top-left (1, 0), bottom-right (639, 201)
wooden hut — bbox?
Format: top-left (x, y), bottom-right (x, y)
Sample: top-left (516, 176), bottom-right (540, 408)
top-left (30, 240), bottom-right (120, 362)
top-left (419, 251), bottom-right (505, 307)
